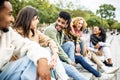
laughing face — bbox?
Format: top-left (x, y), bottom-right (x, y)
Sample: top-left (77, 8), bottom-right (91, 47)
top-left (0, 1), bottom-right (14, 32)
top-left (55, 17), bottom-right (68, 32)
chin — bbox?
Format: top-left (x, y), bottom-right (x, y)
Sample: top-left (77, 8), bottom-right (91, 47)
top-left (2, 28), bottom-right (9, 32)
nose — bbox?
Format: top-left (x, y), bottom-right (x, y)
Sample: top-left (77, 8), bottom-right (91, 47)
top-left (11, 16), bottom-right (14, 24)
top-left (57, 21), bottom-right (62, 26)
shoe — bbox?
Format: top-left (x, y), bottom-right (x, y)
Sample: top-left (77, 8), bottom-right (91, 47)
top-left (103, 66), bottom-right (119, 74)
top-left (103, 60), bottom-right (113, 67)
top-left (99, 73), bottom-right (114, 80)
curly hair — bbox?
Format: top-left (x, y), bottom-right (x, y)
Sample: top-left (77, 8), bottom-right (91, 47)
top-left (72, 17), bottom-right (87, 31)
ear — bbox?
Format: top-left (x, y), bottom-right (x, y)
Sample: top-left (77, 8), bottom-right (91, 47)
top-left (65, 24), bottom-right (68, 28)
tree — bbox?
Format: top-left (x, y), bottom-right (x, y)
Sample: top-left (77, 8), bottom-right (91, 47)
top-left (87, 16), bottom-right (101, 28)
top-left (96, 4), bottom-right (116, 30)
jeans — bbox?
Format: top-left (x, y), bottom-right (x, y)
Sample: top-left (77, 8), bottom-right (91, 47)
top-left (75, 55), bottom-right (101, 77)
top-left (62, 41), bottom-right (75, 62)
top-left (62, 41), bottom-right (101, 77)
top-left (62, 62), bottom-right (87, 80)
top-left (0, 56), bottom-right (36, 80)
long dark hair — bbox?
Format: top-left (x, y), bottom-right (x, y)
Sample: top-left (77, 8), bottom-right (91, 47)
top-left (13, 6), bottom-right (39, 37)
top-left (98, 26), bottom-right (106, 42)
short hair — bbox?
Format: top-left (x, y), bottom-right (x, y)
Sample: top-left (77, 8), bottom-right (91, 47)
top-left (59, 11), bottom-right (71, 27)
top-left (0, 0), bottom-right (9, 10)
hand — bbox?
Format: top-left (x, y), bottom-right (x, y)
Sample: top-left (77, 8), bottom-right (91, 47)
top-left (94, 43), bottom-right (100, 49)
top-left (75, 44), bottom-right (80, 53)
top-left (97, 50), bottom-right (102, 56)
top-left (49, 54), bottom-right (58, 69)
top-left (36, 58), bottom-right (51, 80)
top-left (75, 53), bottom-right (81, 56)
top-left (70, 61), bottom-right (75, 66)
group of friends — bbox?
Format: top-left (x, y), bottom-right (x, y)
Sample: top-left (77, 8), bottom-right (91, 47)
top-left (0, 0), bottom-right (119, 80)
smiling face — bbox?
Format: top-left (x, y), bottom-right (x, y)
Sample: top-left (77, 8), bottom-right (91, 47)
top-left (30, 16), bottom-right (39, 29)
top-left (93, 26), bottom-right (101, 35)
top-left (0, 1), bottom-right (13, 32)
top-left (55, 17), bottom-right (68, 31)
top-left (76, 20), bottom-right (83, 31)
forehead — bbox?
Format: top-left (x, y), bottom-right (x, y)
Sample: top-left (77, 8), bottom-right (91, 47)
top-left (57, 17), bottom-right (67, 23)
top-left (2, 1), bottom-right (12, 12)
top-left (79, 19), bottom-right (83, 23)
top-left (94, 27), bottom-right (99, 30)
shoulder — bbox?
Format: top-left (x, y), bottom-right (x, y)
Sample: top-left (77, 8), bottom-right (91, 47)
top-left (45, 24), bottom-right (57, 33)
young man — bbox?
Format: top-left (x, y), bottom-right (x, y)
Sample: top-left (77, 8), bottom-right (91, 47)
top-left (44, 11), bottom-right (88, 80)
top-left (0, 0), bottom-right (50, 80)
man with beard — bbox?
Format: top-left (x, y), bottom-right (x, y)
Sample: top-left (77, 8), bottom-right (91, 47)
top-left (0, 0), bottom-right (51, 80)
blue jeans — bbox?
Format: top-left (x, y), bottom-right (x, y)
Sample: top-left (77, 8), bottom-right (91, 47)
top-left (75, 55), bottom-right (101, 77)
top-left (0, 56), bottom-right (36, 80)
top-left (62, 62), bottom-right (87, 80)
top-left (62, 41), bottom-right (101, 77)
top-left (62, 41), bottom-right (75, 62)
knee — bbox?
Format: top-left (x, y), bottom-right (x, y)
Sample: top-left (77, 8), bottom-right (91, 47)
top-left (66, 41), bottom-right (75, 48)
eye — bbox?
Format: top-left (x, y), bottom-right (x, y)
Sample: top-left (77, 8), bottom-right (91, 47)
top-left (61, 22), bottom-right (65, 25)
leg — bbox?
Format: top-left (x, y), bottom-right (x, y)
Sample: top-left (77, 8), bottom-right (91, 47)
top-left (62, 41), bottom-right (75, 62)
top-left (101, 47), bottom-right (113, 65)
top-left (55, 57), bottom-right (69, 80)
top-left (75, 55), bottom-right (101, 77)
top-left (62, 62), bottom-right (87, 80)
top-left (91, 51), bottom-right (105, 68)
top-left (0, 56), bottom-right (36, 80)
top-left (79, 37), bottom-right (87, 56)
top-left (44, 47), bottom-right (69, 80)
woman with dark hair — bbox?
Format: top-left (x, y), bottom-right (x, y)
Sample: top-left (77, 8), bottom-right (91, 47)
top-left (13, 6), bottom-right (69, 80)
top-left (87, 26), bottom-right (113, 66)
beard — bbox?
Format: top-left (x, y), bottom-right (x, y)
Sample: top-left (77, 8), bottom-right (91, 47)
top-left (2, 28), bottom-right (9, 32)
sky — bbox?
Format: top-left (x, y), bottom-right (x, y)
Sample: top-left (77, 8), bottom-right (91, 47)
top-left (49, 0), bottom-right (120, 22)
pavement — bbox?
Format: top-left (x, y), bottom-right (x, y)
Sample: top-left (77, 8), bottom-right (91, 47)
top-left (77, 32), bottom-right (120, 80)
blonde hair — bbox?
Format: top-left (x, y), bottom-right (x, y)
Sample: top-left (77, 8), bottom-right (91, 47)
top-left (72, 17), bottom-right (87, 31)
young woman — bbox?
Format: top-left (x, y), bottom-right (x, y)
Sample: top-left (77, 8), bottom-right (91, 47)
top-left (13, 6), bottom-right (69, 80)
top-left (70, 17), bottom-right (87, 56)
top-left (87, 26), bottom-right (113, 66)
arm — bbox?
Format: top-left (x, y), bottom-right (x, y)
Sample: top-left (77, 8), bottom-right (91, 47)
top-left (37, 30), bottom-right (58, 68)
top-left (86, 35), bottom-right (98, 53)
top-left (37, 30), bottom-right (58, 55)
top-left (44, 27), bottom-right (72, 64)
top-left (10, 28), bottom-right (51, 79)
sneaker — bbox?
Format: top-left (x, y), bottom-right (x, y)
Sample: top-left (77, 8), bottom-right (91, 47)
top-left (103, 60), bottom-right (113, 67)
top-left (99, 73), bottom-right (114, 80)
top-left (103, 66), bottom-right (119, 74)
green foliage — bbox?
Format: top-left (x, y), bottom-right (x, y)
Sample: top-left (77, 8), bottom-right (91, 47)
top-left (10, 0), bottom-right (59, 24)
top-left (96, 4), bottom-right (116, 19)
top-left (96, 4), bottom-right (116, 30)
top-left (10, 0), bottom-right (119, 30)
top-left (87, 16), bottom-right (101, 27)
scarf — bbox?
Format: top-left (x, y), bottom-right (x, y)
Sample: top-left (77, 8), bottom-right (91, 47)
top-left (90, 34), bottom-right (103, 46)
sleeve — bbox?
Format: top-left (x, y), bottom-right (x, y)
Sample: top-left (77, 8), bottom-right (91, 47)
top-left (37, 30), bottom-right (58, 55)
top-left (86, 35), bottom-right (98, 53)
top-left (10, 28), bottom-right (50, 66)
top-left (98, 42), bottom-right (110, 47)
top-left (44, 28), bottom-right (72, 64)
